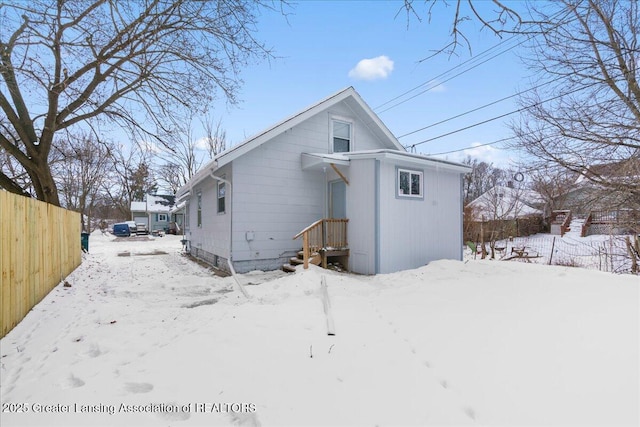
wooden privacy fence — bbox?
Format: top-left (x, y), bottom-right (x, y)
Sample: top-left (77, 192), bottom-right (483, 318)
top-left (0, 192), bottom-right (82, 338)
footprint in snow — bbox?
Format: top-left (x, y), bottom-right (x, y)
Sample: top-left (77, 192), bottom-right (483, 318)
top-left (463, 406), bottom-right (476, 420)
top-left (229, 411), bottom-right (261, 426)
top-left (124, 382), bottom-right (154, 393)
top-left (156, 405), bottom-right (190, 421)
top-left (60, 373), bottom-right (85, 389)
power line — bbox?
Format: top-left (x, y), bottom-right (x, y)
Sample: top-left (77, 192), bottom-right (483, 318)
top-left (404, 81), bottom-right (600, 150)
top-left (396, 65), bottom-right (595, 139)
top-left (376, 36), bottom-right (530, 114)
top-left (374, 7), bottom-right (575, 115)
top-left (430, 136), bottom-right (515, 156)
top-left (374, 33), bottom-right (526, 112)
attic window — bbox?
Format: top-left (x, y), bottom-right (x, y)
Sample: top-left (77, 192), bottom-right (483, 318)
top-left (332, 120), bottom-right (351, 153)
top-left (397, 168), bottom-right (423, 199)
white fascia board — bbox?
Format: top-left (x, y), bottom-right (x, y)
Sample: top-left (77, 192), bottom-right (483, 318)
top-left (301, 153), bottom-right (350, 170)
top-left (346, 92), bottom-right (405, 152)
top-left (347, 150), bottom-right (472, 173)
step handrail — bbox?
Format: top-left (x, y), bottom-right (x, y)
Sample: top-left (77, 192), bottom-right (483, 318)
top-left (293, 218), bottom-right (348, 269)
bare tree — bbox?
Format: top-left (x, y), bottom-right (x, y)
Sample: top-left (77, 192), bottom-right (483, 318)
top-left (461, 157), bottom-right (506, 205)
top-left (52, 130), bottom-right (113, 231)
top-left (400, 0), bottom-right (543, 56)
top-left (0, 0), bottom-right (283, 205)
top-left (409, 1), bottom-right (639, 209)
top-left (105, 144), bottom-right (157, 219)
top-left (528, 165), bottom-right (578, 214)
top-left (202, 114), bottom-right (228, 160)
top-left (154, 113), bottom-right (227, 193)
top-left (509, 1), bottom-right (640, 211)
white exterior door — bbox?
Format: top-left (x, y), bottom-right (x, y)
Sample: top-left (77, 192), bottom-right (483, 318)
top-left (329, 180), bottom-right (346, 218)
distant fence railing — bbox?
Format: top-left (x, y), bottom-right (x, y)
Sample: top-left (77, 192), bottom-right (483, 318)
top-left (1, 192), bottom-right (82, 338)
top-left (469, 234), bottom-right (638, 274)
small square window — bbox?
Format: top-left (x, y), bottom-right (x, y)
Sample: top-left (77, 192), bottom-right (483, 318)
top-left (398, 168), bottom-right (423, 198)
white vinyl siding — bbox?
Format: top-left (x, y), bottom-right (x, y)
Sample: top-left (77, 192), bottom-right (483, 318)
top-left (346, 158), bottom-right (376, 274)
top-left (378, 160), bottom-right (463, 273)
top-left (231, 122), bottom-right (326, 267)
top-left (188, 163), bottom-right (232, 260)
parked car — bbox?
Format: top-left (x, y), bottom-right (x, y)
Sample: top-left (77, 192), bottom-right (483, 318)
top-left (135, 223), bottom-right (149, 235)
top-left (125, 220), bottom-right (137, 232)
top-left (112, 223), bottom-right (131, 237)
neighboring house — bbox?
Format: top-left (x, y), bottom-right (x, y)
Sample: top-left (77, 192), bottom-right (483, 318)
top-left (130, 194), bottom-right (179, 232)
top-left (465, 185), bottom-right (546, 241)
top-left (553, 160), bottom-right (640, 235)
top-left (558, 160), bottom-right (640, 216)
top-left (176, 87), bottom-right (471, 275)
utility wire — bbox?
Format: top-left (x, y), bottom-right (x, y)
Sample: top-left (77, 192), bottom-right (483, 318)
top-left (374, 33), bottom-right (525, 111)
top-left (404, 80), bottom-right (600, 150)
top-left (375, 8), bottom-right (575, 115)
top-left (376, 36), bottom-right (530, 114)
top-left (396, 62), bottom-right (600, 140)
top-left (430, 136), bottom-right (515, 156)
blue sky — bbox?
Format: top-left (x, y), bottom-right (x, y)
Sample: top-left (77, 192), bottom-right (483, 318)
top-left (207, 0), bottom-right (535, 168)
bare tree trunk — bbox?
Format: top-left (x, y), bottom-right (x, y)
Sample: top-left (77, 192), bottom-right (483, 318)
top-left (627, 236), bottom-right (639, 274)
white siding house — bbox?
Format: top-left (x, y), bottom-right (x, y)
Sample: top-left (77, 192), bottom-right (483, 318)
top-left (176, 87), bottom-right (471, 274)
top-left (130, 194), bottom-right (177, 232)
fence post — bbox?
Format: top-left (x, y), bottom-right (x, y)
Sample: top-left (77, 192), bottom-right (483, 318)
top-left (548, 236), bottom-right (556, 265)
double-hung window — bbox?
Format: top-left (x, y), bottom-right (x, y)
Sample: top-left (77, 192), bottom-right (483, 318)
top-left (332, 120), bottom-right (351, 153)
top-left (397, 168), bottom-right (423, 198)
top-left (217, 181), bottom-right (226, 214)
top-left (197, 192), bottom-right (202, 227)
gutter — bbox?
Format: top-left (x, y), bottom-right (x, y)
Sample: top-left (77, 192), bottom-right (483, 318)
top-left (208, 170), bottom-right (250, 299)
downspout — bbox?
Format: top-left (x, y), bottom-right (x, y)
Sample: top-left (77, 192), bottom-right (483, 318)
top-left (176, 185), bottom-right (192, 251)
top-left (209, 170), bottom-right (250, 299)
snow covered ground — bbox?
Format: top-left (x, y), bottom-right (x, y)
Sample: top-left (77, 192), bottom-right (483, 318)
top-left (466, 218), bottom-right (638, 274)
top-left (1, 230), bottom-right (638, 426)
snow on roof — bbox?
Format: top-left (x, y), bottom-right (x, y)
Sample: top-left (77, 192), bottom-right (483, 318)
top-left (467, 186), bottom-right (543, 220)
top-left (130, 194), bottom-right (176, 213)
top-left (130, 201), bottom-right (146, 212)
top-left (169, 200), bottom-right (186, 214)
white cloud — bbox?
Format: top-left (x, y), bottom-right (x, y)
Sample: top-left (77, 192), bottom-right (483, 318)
top-left (348, 55), bottom-right (394, 81)
top-left (433, 143), bottom-right (515, 168)
top-left (427, 79), bottom-right (447, 93)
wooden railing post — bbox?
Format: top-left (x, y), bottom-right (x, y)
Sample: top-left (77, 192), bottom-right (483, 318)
top-left (303, 232), bottom-right (309, 269)
top-left (293, 218), bottom-right (349, 271)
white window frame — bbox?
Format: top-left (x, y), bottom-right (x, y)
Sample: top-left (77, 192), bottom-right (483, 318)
top-left (158, 213), bottom-right (168, 222)
top-left (197, 192), bottom-right (202, 227)
top-left (397, 168), bottom-right (424, 199)
top-left (217, 180), bottom-right (226, 214)
top-left (330, 117), bottom-right (353, 153)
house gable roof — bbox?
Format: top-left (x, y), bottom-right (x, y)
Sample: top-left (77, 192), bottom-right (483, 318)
top-left (467, 185), bottom-right (543, 220)
top-left (130, 194), bottom-right (176, 213)
top-left (178, 87), bottom-right (404, 196)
